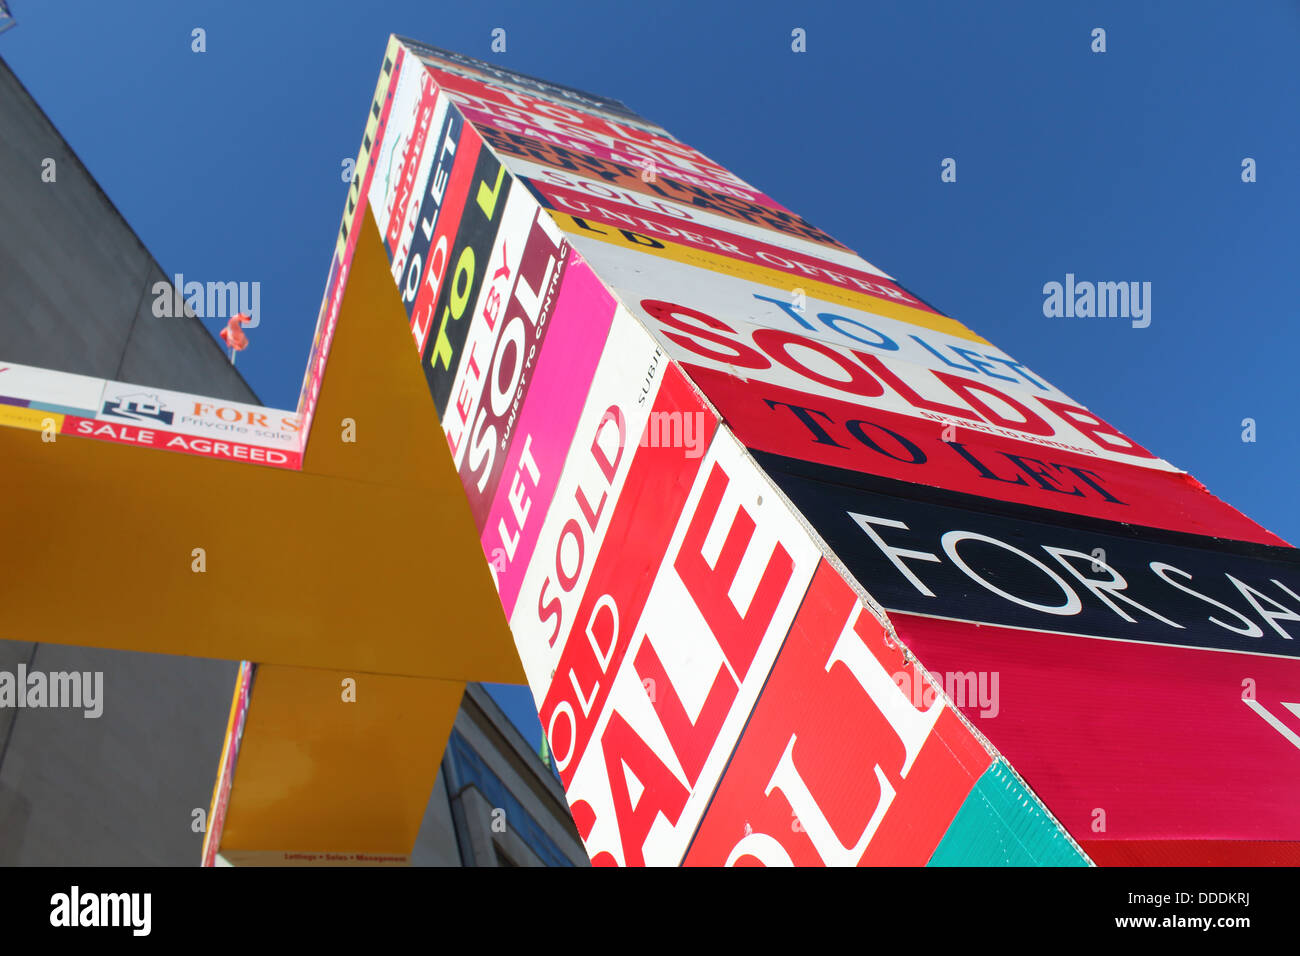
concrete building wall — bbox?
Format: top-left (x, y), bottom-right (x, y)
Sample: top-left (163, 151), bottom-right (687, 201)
top-left (0, 643), bottom-right (238, 866)
top-left (410, 769), bottom-right (464, 867)
top-left (0, 54), bottom-right (255, 400)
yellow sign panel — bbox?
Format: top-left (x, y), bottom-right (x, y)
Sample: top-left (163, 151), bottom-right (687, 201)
top-left (0, 405), bottom-right (62, 433)
top-left (218, 664), bottom-right (465, 860)
top-left (547, 211), bottom-right (990, 344)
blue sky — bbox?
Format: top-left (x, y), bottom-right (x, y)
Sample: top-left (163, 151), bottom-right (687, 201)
top-left (4, 0), bottom-right (1297, 749)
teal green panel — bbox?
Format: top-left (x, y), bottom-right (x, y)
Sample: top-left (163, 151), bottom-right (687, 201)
top-left (927, 759), bottom-right (1089, 866)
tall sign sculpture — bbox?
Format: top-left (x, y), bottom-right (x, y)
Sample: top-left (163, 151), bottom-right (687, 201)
top-left (3, 36), bottom-right (1296, 866)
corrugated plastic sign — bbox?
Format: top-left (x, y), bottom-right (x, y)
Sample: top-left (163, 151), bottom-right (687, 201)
top-left (0, 361), bottom-right (303, 469)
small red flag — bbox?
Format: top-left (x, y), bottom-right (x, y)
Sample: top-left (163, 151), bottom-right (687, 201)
top-left (220, 313), bottom-right (252, 352)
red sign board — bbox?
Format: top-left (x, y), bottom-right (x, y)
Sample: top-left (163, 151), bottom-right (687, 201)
top-left (685, 562), bottom-right (991, 865)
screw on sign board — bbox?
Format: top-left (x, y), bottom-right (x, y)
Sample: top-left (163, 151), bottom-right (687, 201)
top-left (470, 115), bottom-right (782, 210)
top-left (412, 133), bottom-right (509, 414)
top-left (296, 37), bottom-right (407, 447)
top-left (368, 63), bottom-right (448, 276)
top-left (771, 474), bottom-right (1300, 659)
top-left (683, 562), bottom-right (1087, 866)
top-left (476, 256), bottom-right (620, 613)
top-left (442, 82), bottom-right (759, 203)
top-left (0, 362), bottom-right (105, 415)
top-left (401, 36), bottom-right (654, 128)
top-left (894, 614), bottom-right (1300, 858)
top-left (420, 60), bottom-right (710, 162)
top-left (544, 205), bottom-right (932, 320)
top-left (928, 759), bottom-right (1087, 866)
top-left (0, 363), bottom-right (304, 470)
top-left (705, 374), bottom-right (1284, 546)
top-left (397, 101), bottom-right (476, 355)
top-left (621, 301), bottom-right (1173, 472)
top-left (551, 427), bottom-right (825, 866)
top-left (567, 228), bottom-right (983, 353)
top-left (201, 661), bottom-right (254, 868)
top-left (455, 210), bottom-right (570, 528)
top-left (424, 63), bottom-right (766, 204)
top-left (505, 158), bottom-right (875, 273)
top-left (506, 308), bottom-right (681, 688)
top-left (440, 185), bottom-right (540, 472)
top-left (479, 130), bottom-right (848, 251)
top-left (683, 560), bottom-right (996, 866)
